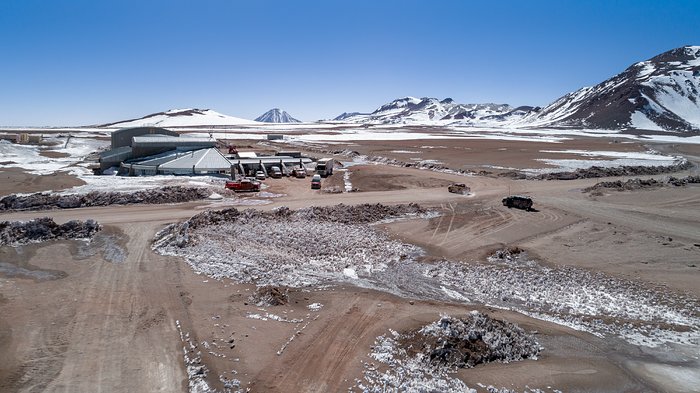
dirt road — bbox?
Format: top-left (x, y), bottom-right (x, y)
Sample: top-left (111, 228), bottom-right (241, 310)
top-left (1, 157), bottom-right (698, 392)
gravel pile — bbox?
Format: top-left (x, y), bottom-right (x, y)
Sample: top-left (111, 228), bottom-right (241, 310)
top-left (0, 186), bottom-right (211, 211)
top-left (584, 175), bottom-right (700, 192)
top-left (0, 217), bottom-right (100, 246)
top-left (358, 312), bottom-right (541, 392)
top-left (425, 249), bottom-right (700, 347)
top-left (153, 204), bottom-right (424, 287)
top-left (410, 312), bottom-right (540, 368)
top-left (250, 286), bottom-right (289, 307)
top-left (294, 203), bottom-right (425, 224)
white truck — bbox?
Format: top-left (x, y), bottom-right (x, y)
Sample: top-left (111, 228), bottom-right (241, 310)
top-left (315, 158), bottom-right (335, 177)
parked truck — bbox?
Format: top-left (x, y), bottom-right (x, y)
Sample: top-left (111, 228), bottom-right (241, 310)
top-left (315, 158), bottom-right (335, 177)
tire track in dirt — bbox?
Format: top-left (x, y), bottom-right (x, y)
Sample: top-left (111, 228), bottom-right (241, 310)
top-left (260, 296), bottom-right (379, 392)
top-left (39, 222), bottom-right (186, 393)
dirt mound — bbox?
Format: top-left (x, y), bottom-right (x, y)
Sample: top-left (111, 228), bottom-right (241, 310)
top-left (584, 175), bottom-right (700, 193)
top-left (249, 286), bottom-right (289, 306)
top-left (155, 203), bottom-right (426, 249)
top-left (402, 312), bottom-right (540, 369)
top-left (295, 203), bottom-right (425, 224)
top-left (0, 217), bottom-right (100, 246)
top-left (361, 312), bottom-right (541, 391)
top-left (152, 204), bottom-right (426, 287)
top-left (0, 186), bottom-right (211, 211)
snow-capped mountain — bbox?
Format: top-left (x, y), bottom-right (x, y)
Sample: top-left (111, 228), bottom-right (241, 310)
top-left (334, 97), bottom-right (528, 125)
top-left (255, 108), bottom-right (301, 123)
top-left (333, 112), bottom-right (369, 121)
top-left (518, 45), bottom-right (700, 132)
top-left (101, 108), bottom-right (258, 128)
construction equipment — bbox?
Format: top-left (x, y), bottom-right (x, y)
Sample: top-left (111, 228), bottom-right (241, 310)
top-left (502, 195), bottom-right (533, 211)
top-left (448, 183), bottom-right (470, 194)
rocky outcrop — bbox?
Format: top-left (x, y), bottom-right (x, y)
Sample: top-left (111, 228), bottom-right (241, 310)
top-left (0, 217), bottom-right (100, 246)
top-left (409, 312), bottom-right (541, 369)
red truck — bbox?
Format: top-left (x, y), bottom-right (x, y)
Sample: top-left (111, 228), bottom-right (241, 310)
top-left (225, 178), bottom-right (261, 192)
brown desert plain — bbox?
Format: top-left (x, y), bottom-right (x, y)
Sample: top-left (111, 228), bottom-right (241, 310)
top-left (0, 131), bottom-right (699, 393)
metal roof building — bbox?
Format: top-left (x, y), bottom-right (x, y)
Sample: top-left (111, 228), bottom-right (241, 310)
top-left (110, 126), bottom-right (178, 149)
top-left (131, 135), bottom-right (215, 157)
top-left (98, 146), bottom-right (133, 171)
top-left (122, 148), bottom-right (232, 176)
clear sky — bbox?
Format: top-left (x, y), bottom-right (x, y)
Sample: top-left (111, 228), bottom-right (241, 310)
top-left (0, 0), bottom-right (698, 126)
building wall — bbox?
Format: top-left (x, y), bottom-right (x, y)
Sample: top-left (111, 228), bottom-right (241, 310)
top-left (110, 127), bottom-right (178, 149)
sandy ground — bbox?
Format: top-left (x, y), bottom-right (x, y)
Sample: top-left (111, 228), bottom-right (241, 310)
top-left (0, 168), bottom-right (86, 197)
top-left (1, 136), bottom-right (699, 392)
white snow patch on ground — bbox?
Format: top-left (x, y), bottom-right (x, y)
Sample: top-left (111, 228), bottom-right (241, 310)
top-left (343, 170), bottom-right (353, 192)
top-left (440, 286), bottom-right (470, 302)
top-left (539, 149), bottom-right (678, 161)
top-left (246, 313), bottom-right (303, 323)
top-left (521, 149), bottom-right (683, 173)
top-left (156, 209), bottom-right (698, 349)
top-left (0, 137), bottom-right (108, 175)
top-left (343, 267), bottom-right (359, 279)
top-left (65, 173), bottom-right (229, 194)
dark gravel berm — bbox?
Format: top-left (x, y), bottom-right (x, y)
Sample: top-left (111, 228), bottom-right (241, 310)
top-left (0, 186), bottom-right (211, 211)
top-left (0, 217), bottom-right (101, 246)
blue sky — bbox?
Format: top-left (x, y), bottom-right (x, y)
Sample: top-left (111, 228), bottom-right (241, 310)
top-left (0, 0), bottom-right (698, 126)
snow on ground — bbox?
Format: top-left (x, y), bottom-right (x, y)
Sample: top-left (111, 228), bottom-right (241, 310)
top-left (0, 137), bottom-right (108, 175)
top-left (154, 207), bottom-right (698, 349)
top-left (424, 250), bottom-right (700, 348)
top-left (524, 149), bottom-right (683, 173)
top-left (64, 173), bottom-right (230, 194)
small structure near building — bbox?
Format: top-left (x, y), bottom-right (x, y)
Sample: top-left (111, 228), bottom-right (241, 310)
top-left (0, 133), bottom-right (42, 144)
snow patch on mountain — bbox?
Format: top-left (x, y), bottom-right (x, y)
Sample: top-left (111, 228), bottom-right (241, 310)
top-left (255, 108), bottom-right (301, 123)
top-left (102, 108), bottom-right (258, 128)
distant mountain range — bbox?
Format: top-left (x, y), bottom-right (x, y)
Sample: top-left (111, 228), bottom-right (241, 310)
top-left (516, 45), bottom-right (700, 132)
top-left (332, 46), bottom-right (700, 133)
top-left (332, 96), bottom-right (536, 127)
top-left (255, 108), bottom-right (301, 123)
top-left (98, 46), bottom-right (699, 133)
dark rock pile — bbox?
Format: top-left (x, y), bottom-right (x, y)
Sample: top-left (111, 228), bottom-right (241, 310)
top-left (584, 175), bottom-right (700, 193)
top-left (250, 286), bottom-right (289, 307)
top-left (0, 217), bottom-right (101, 246)
top-left (0, 186), bottom-right (211, 211)
top-left (295, 203), bottom-right (426, 224)
top-left (403, 312), bottom-right (540, 369)
top-left (532, 160), bottom-right (693, 180)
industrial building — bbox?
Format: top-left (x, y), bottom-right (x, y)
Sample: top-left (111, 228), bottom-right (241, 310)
top-left (98, 126), bottom-right (215, 172)
top-left (121, 148), bottom-right (231, 176)
top-left (110, 126), bottom-right (178, 149)
top-left (97, 126), bottom-right (317, 178)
